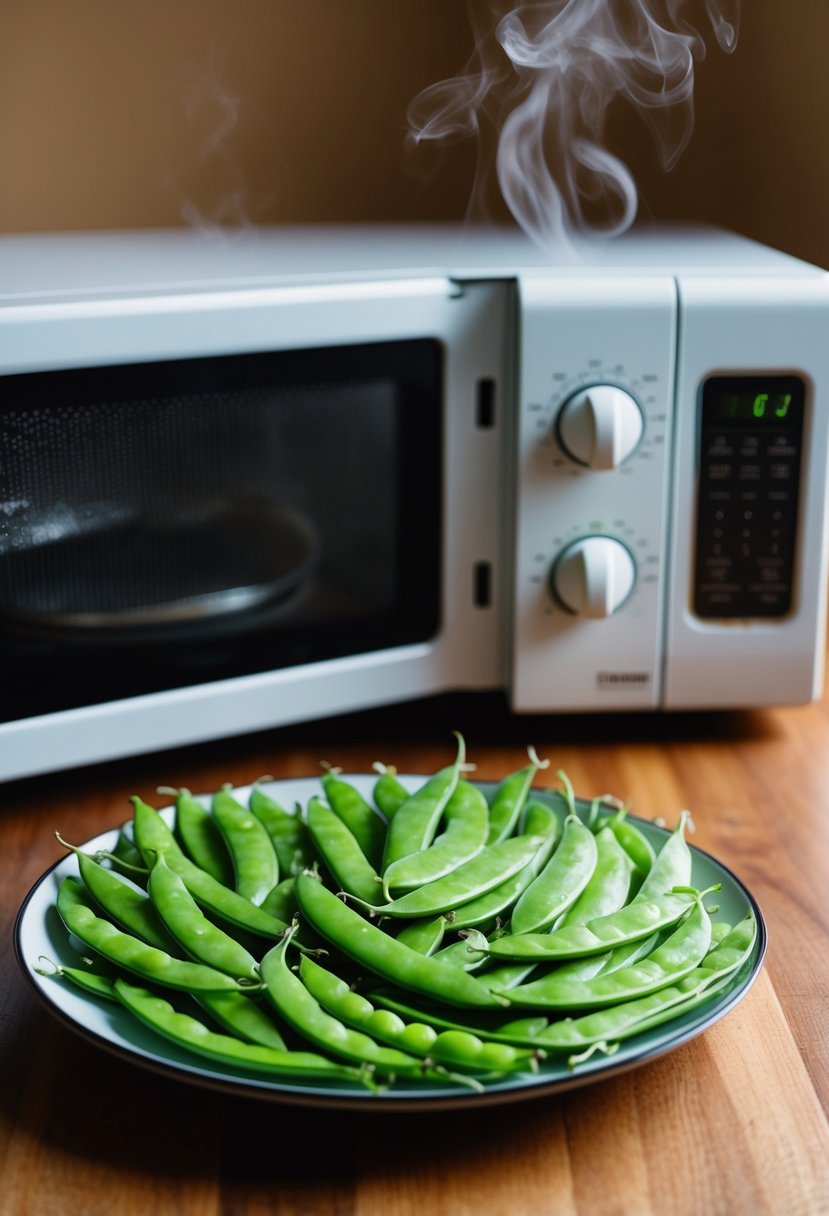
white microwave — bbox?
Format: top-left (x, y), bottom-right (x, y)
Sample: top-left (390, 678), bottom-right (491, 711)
top-left (1, 225), bottom-right (828, 782)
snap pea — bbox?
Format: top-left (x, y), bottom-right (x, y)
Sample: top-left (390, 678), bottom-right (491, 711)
top-left (382, 733), bottom-right (468, 870)
top-left (371, 763), bottom-right (411, 819)
top-left (147, 851), bottom-right (261, 981)
top-left (357, 833), bottom-right (547, 920)
top-left (56, 833), bottom-right (176, 953)
top-left (535, 912), bottom-right (757, 1054)
top-left (211, 786), bottom-right (280, 906)
top-left (381, 779), bottom-right (489, 898)
top-left (495, 889), bottom-right (717, 1009)
top-left (131, 797), bottom-right (288, 939)
top-left (597, 800), bottom-right (656, 883)
top-left (482, 886), bottom-right (697, 961)
top-left (448, 804), bottom-right (559, 931)
top-left (195, 991), bottom-right (288, 1050)
top-left (299, 955), bottom-right (539, 1076)
top-left (431, 932), bottom-right (490, 972)
top-left (56, 877), bottom-right (256, 993)
top-left (113, 977), bottom-right (372, 1086)
top-left (36, 958), bottom-right (118, 1002)
top-left (259, 877), bottom-right (299, 923)
top-left (635, 809), bottom-right (693, 901)
top-left (554, 825), bottom-right (634, 929)
top-left (320, 766), bottom-right (387, 868)
top-left (305, 796), bottom-right (383, 905)
top-left (485, 748), bottom-right (550, 845)
top-left (395, 916), bottom-right (448, 955)
top-left (509, 815), bottom-right (598, 935)
top-left (259, 926), bottom-right (429, 1077)
top-left (163, 786), bottom-right (234, 887)
top-left (111, 820), bottom-right (144, 871)
top-left (294, 872), bottom-right (502, 1008)
top-left (248, 786), bottom-right (316, 876)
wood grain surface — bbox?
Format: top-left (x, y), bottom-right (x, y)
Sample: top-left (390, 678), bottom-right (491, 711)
top-left (2, 689), bottom-right (828, 1216)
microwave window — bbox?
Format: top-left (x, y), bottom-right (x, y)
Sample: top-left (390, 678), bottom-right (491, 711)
top-left (0, 340), bottom-right (442, 721)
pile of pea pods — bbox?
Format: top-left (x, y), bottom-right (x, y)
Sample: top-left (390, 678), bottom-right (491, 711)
top-left (46, 733), bottom-right (757, 1095)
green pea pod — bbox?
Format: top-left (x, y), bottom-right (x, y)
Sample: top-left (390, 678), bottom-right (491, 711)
top-left (131, 797), bottom-right (289, 940)
top-left (37, 959), bottom-right (118, 1002)
top-left (167, 787), bottom-right (234, 887)
top-left (635, 810), bottom-right (693, 901)
top-left (450, 805), bottom-right (559, 931)
top-left (147, 852), bottom-right (261, 981)
top-left (382, 779), bottom-right (489, 899)
top-left (361, 833), bottom-right (547, 920)
top-left (113, 978), bottom-right (372, 1086)
top-left (483, 887), bottom-right (697, 961)
top-left (56, 833), bottom-right (177, 953)
top-left (111, 820), bottom-right (144, 871)
top-left (305, 796), bottom-right (383, 906)
top-left (299, 955), bottom-right (538, 1076)
top-left (509, 815), bottom-right (599, 935)
top-left (395, 916), bottom-right (448, 955)
top-left (555, 825), bottom-right (634, 929)
top-left (211, 786), bottom-right (280, 907)
top-left (539, 912), bottom-right (758, 1055)
top-left (319, 766), bottom-right (387, 868)
top-left (56, 878), bottom-right (256, 994)
top-left (381, 733), bottom-right (468, 871)
top-left (195, 991), bottom-right (288, 1050)
top-left (248, 787), bottom-right (317, 876)
top-left (260, 927), bottom-right (428, 1077)
top-left (294, 872), bottom-right (502, 1009)
top-left (371, 764), bottom-right (411, 819)
top-left (259, 877), bottom-right (299, 923)
top-left (485, 748), bottom-right (550, 845)
top-left (496, 889), bottom-right (717, 1009)
top-left (598, 802), bottom-right (656, 883)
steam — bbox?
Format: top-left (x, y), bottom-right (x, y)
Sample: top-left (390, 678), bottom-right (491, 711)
top-left (407, 0), bottom-right (741, 249)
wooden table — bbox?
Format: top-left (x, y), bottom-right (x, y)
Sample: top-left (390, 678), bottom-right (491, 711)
top-left (2, 689), bottom-right (828, 1216)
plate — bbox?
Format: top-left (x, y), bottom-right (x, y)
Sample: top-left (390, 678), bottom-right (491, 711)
top-left (14, 776), bottom-right (766, 1111)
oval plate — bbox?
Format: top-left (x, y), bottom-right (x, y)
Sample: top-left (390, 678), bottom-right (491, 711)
top-left (14, 776), bottom-right (766, 1111)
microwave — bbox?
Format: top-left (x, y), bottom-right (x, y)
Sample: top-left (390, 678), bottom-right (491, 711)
top-left (1, 225), bottom-right (828, 782)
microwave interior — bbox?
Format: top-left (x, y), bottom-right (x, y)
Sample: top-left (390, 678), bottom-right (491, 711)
top-left (0, 339), bottom-right (443, 722)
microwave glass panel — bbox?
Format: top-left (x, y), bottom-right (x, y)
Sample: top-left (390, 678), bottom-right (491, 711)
top-left (0, 340), bottom-right (442, 722)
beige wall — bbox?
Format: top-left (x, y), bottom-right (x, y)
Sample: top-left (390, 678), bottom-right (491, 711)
top-left (1, 1), bottom-right (827, 267)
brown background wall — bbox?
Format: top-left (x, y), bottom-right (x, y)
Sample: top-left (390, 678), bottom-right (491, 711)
top-left (1, 0), bottom-right (827, 267)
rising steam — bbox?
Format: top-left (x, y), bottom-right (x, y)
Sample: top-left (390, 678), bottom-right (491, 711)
top-left (407, 0), bottom-right (741, 249)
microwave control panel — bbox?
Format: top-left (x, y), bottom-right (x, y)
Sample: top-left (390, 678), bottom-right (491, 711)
top-left (693, 375), bottom-right (805, 618)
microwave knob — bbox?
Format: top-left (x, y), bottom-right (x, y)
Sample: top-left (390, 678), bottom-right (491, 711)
top-left (550, 536), bottom-right (636, 618)
top-left (557, 385), bottom-right (644, 469)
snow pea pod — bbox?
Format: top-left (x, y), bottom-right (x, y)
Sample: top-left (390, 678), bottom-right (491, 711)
top-left (131, 797), bottom-right (288, 940)
top-left (381, 733), bottom-right (468, 870)
top-left (554, 825), bottom-right (634, 929)
top-left (382, 779), bottom-right (489, 899)
top-left (294, 872), bottom-right (502, 1009)
top-left (485, 748), bottom-right (550, 845)
top-left (305, 796), bottom-right (383, 905)
top-left (260, 927), bottom-right (428, 1077)
top-left (320, 766), bottom-right (387, 868)
top-left (356, 833), bottom-right (546, 920)
top-left (371, 764), bottom-right (411, 819)
top-left (395, 916), bottom-right (448, 955)
top-left (509, 815), bottom-right (598, 935)
top-left (56, 833), bottom-right (177, 953)
top-left (113, 977), bottom-right (371, 1086)
top-left (449, 804), bottom-right (559, 931)
top-left (195, 991), bottom-right (288, 1050)
top-left (248, 787), bottom-right (316, 876)
top-left (147, 851), bottom-right (261, 981)
top-left (496, 889), bottom-right (717, 1009)
top-left (37, 958), bottom-right (118, 1001)
top-left (299, 956), bottom-right (539, 1076)
top-left (163, 786), bottom-right (234, 887)
top-left (596, 801), bottom-right (656, 883)
top-left (211, 786), bottom-right (280, 906)
top-left (635, 810), bottom-right (693, 901)
top-left (56, 877), bottom-right (255, 993)
top-left (482, 886), bottom-right (696, 961)
top-left (537, 912), bottom-right (757, 1055)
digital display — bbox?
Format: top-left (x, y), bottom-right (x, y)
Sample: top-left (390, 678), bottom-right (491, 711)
top-left (704, 375), bottom-right (805, 428)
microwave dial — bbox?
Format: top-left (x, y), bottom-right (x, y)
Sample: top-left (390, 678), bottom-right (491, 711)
top-left (550, 536), bottom-right (636, 618)
top-left (556, 384), bottom-right (644, 469)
